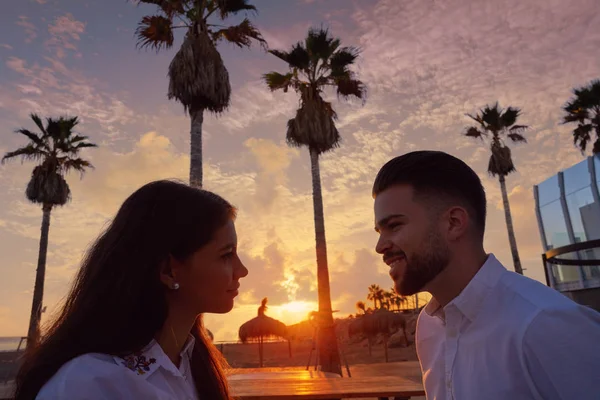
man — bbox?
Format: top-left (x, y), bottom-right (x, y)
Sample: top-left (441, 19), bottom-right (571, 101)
top-left (372, 150), bottom-right (600, 400)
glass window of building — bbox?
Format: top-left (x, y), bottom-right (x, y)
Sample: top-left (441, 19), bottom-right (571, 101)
top-left (563, 160), bottom-right (591, 195)
top-left (537, 175), bottom-right (561, 207)
top-left (539, 199), bottom-right (579, 284)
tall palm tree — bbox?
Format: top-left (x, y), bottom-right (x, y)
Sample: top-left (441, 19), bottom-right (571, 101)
top-left (562, 79), bottom-right (600, 154)
top-left (263, 28), bottom-right (366, 375)
top-left (134, 0), bottom-right (265, 188)
top-left (2, 114), bottom-right (96, 345)
top-left (465, 103), bottom-right (527, 275)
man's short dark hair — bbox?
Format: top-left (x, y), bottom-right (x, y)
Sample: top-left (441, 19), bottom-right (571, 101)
top-left (372, 150), bottom-right (487, 237)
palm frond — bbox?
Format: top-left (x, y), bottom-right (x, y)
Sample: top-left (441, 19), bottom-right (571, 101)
top-left (466, 113), bottom-right (484, 126)
top-left (501, 106), bottom-right (521, 127)
top-left (465, 126), bottom-right (485, 139)
top-left (507, 133), bottom-right (527, 143)
top-left (62, 158), bottom-right (94, 176)
top-left (593, 138), bottom-right (600, 155)
top-left (481, 103), bottom-right (502, 129)
top-left (330, 46), bottom-right (360, 73)
top-left (2, 145), bottom-right (47, 164)
top-left (263, 71), bottom-right (294, 92)
top-left (216, 0), bottom-right (257, 18)
top-left (305, 27), bottom-right (339, 62)
top-left (509, 124), bottom-right (528, 133)
top-left (211, 18), bottom-right (265, 48)
top-left (135, 0), bottom-right (186, 17)
top-left (287, 44), bottom-right (310, 70)
top-left (573, 124), bottom-right (594, 154)
top-left (14, 129), bottom-right (46, 148)
top-left (136, 15), bottom-right (174, 51)
top-left (335, 77), bottom-right (366, 102)
top-left (29, 114), bottom-right (47, 136)
top-left (268, 49), bottom-right (289, 63)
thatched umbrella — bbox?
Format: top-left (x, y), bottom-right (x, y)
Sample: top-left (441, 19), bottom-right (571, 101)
top-left (238, 298), bottom-right (287, 367)
top-left (347, 309), bottom-right (407, 362)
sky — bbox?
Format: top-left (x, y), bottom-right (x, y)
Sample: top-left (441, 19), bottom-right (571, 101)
top-left (0, 0), bottom-right (599, 341)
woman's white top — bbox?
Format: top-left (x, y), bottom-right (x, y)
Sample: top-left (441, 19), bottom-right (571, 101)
top-left (37, 337), bottom-right (199, 399)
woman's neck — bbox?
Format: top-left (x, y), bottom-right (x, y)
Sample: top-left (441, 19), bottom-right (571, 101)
top-left (156, 313), bottom-right (196, 368)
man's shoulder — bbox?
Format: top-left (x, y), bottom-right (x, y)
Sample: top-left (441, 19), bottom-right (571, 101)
top-left (497, 269), bottom-right (578, 313)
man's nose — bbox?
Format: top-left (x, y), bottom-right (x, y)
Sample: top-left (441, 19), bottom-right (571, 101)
top-left (375, 235), bottom-right (391, 255)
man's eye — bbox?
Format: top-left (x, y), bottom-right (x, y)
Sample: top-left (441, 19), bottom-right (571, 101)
top-left (222, 252), bottom-right (234, 259)
top-left (389, 222), bottom-right (402, 230)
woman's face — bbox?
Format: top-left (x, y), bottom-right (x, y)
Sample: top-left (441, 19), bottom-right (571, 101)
top-left (172, 219), bottom-right (248, 315)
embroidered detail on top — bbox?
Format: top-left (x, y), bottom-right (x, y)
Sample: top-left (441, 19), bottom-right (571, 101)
top-left (120, 354), bottom-right (157, 375)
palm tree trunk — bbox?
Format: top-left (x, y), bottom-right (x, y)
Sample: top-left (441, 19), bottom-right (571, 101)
top-left (499, 175), bottom-right (524, 274)
top-left (27, 203), bottom-right (52, 346)
top-left (309, 148), bottom-right (341, 376)
top-left (189, 108), bottom-right (204, 188)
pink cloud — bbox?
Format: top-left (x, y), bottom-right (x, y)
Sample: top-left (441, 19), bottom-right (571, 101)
top-left (0, 44), bottom-right (13, 50)
top-left (16, 16), bottom-right (37, 43)
top-left (46, 13), bottom-right (86, 58)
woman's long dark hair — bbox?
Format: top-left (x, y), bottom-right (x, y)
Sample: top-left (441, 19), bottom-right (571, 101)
top-left (15, 180), bottom-right (236, 400)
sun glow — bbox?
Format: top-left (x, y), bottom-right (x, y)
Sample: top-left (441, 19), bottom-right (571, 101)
top-left (271, 300), bottom-right (316, 325)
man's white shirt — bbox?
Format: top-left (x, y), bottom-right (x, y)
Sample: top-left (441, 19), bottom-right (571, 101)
top-left (416, 254), bottom-right (600, 400)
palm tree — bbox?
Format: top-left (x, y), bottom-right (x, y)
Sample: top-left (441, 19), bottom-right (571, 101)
top-left (465, 103), bottom-right (527, 275)
top-left (134, 0), bottom-right (265, 188)
top-left (367, 284), bottom-right (382, 309)
top-left (355, 301), bottom-right (366, 315)
top-left (263, 28), bottom-right (366, 375)
top-left (382, 290), bottom-right (393, 310)
top-left (562, 79), bottom-right (600, 154)
top-left (2, 114), bottom-right (96, 345)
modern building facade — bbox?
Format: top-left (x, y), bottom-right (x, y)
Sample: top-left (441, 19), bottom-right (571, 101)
top-left (533, 155), bottom-right (600, 310)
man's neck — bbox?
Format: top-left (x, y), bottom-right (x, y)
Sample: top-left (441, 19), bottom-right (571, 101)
top-left (427, 249), bottom-right (489, 308)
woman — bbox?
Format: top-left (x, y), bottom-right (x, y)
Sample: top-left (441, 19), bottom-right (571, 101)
top-left (15, 180), bottom-right (248, 399)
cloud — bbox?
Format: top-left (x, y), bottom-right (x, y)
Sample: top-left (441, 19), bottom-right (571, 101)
top-left (244, 138), bottom-right (299, 211)
top-left (16, 16), bottom-right (37, 43)
top-left (0, 44), bottom-right (13, 50)
top-left (34, 0), bottom-right (48, 3)
top-left (46, 13), bottom-right (86, 59)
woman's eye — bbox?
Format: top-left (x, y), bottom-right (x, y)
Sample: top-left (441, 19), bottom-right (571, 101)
top-left (222, 252), bottom-right (234, 260)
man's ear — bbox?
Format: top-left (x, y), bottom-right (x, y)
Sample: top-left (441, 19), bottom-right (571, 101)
top-left (446, 206), bottom-right (469, 241)
top-left (159, 255), bottom-right (182, 289)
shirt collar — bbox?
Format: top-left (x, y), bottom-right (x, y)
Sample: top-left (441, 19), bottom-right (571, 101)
top-left (115, 334), bottom-right (196, 379)
top-left (424, 254), bottom-right (506, 322)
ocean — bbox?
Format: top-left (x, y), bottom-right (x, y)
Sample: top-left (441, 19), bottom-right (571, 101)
top-left (0, 337), bottom-right (25, 352)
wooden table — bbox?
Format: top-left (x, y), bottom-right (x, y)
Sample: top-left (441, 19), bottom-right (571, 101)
top-left (228, 370), bottom-right (424, 400)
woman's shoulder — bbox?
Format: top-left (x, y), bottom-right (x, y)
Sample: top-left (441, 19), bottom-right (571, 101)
top-left (36, 352), bottom-right (159, 399)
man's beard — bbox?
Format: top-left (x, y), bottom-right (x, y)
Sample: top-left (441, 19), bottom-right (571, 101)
top-left (396, 230), bottom-right (451, 296)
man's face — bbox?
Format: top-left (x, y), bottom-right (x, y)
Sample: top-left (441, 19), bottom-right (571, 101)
top-left (374, 184), bottom-right (451, 296)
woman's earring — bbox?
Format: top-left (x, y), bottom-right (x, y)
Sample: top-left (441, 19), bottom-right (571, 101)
top-left (172, 283), bottom-right (180, 290)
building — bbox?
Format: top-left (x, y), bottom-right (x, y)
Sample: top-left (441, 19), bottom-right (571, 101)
top-left (533, 155), bottom-right (600, 311)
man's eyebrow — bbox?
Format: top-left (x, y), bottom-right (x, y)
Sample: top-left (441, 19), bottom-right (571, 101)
top-left (374, 214), bottom-right (405, 232)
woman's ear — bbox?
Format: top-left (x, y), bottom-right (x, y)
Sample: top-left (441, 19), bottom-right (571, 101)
top-left (159, 255), bottom-right (182, 290)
